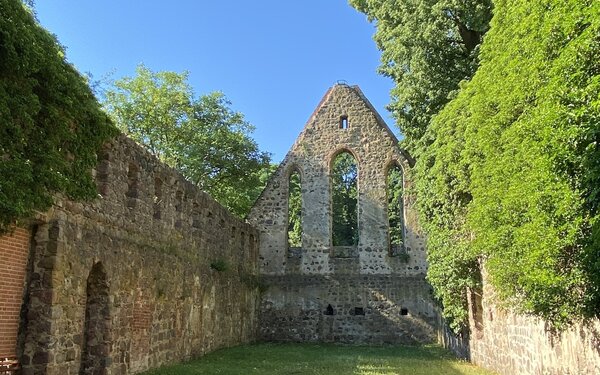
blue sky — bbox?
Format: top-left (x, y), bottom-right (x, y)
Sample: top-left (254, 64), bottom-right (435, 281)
top-left (35, 0), bottom-right (397, 162)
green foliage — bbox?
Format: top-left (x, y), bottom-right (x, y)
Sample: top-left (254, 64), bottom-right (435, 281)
top-left (0, 0), bottom-right (116, 233)
top-left (414, 0), bottom-right (600, 330)
top-left (103, 65), bottom-right (271, 217)
top-left (332, 152), bottom-right (359, 246)
top-left (350, 0), bottom-right (493, 152)
top-left (287, 170), bottom-right (302, 247)
top-left (210, 259), bottom-right (229, 272)
top-left (387, 165), bottom-right (404, 246)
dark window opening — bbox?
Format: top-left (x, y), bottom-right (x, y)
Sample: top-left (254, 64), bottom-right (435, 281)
top-left (288, 170), bottom-right (302, 249)
top-left (332, 152), bottom-right (358, 246)
top-left (324, 304), bottom-right (335, 316)
top-left (354, 307), bottom-right (365, 315)
top-left (400, 308), bottom-right (409, 316)
top-left (340, 116), bottom-right (349, 129)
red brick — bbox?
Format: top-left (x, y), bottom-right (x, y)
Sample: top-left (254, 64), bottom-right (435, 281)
top-left (0, 227), bottom-right (30, 358)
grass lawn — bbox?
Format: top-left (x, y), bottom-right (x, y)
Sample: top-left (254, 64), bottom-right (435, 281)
top-left (141, 343), bottom-right (495, 375)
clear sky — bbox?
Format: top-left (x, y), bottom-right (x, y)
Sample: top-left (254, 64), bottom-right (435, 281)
top-left (35, 0), bottom-right (397, 162)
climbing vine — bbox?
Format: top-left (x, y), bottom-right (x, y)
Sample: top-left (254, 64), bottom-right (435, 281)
top-left (0, 0), bottom-right (117, 233)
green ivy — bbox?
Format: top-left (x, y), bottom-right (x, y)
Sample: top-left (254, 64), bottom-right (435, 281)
top-left (416, 0), bottom-right (600, 331)
top-left (0, 0), bottom-right (117, 232)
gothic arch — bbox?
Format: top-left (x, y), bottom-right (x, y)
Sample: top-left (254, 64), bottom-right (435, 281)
top-left (330, 150), bottom-right (360, 247)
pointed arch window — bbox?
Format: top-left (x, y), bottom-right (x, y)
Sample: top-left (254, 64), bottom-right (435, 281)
top-left (287, 169), bottom-right (302, 249)
top-left (387, 163), bottom-right (404, 255)
top-left (332, 151), bottom-right (358, 246)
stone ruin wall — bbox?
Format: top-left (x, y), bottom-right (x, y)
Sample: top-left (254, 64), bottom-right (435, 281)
top-left (7, 134), bottom-right (260, 375)
top-left (248, 84), bottom-right (439, 344)
top-left (444, 270), bottom-right (600, 375)
top-left (1, 84), bottom-right (598, 375)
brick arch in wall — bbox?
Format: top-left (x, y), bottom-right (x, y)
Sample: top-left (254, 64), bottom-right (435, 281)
top-left (80, 261), bottom-right (111, 375)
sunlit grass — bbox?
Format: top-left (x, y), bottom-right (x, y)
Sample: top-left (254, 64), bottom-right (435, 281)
top-left (141, 343), bottom-right (495, 375)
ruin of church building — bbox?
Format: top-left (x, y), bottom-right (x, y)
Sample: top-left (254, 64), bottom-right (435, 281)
top-left (1, 83), bottom-right (599, 375)
top-left (247, 83), bottom-right (439, 343)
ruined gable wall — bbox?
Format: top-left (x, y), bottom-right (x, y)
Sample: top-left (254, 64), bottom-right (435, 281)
top-left (248, 85), bottom-right (438, 344)
top-left (17, 135), bottom-right (260, 375)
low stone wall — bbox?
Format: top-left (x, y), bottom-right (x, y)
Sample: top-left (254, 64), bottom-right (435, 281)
top-left (444, 279), bottom-right (600, 374)
top-left (260, 273), bottom-right (437, 344)
top-left (17, 135), bottom-right (260, 375)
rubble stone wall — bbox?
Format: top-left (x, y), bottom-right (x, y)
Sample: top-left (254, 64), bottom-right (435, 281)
top-left (248, 84), bottom-right (438, 344)
top-left (443, 271), bottom-right (600, 375)
top-left (16, 135), bottom-right (260, 375)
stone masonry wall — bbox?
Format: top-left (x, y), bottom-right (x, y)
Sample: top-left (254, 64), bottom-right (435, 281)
top-left (248, 84), bottom-right (438, 344)
top-left (16, 135), bottom-right (260, 375)
top-left (0, 227), bottom-right (30, 359)
top-left (443, 270), bottom-right (600, 374)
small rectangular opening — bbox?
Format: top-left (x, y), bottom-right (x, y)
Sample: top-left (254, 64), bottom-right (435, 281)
top-left (400, 308), bottom-right (409, 316)
top-left (354, 307), bottom-right (364, 315)
top-left (340, 116), bottom-right (348, 129)
top-left (324, 304), bottom-right (334, 315)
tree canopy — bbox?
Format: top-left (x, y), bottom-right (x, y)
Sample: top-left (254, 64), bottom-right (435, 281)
top-left (350, 0), bottom-right (493, 152)
top-left (413, 0), bottom-right (600, 330)
top-left (103, 65), bottom-right (271, 217)
top-left (0, 0), bottom-right (116, 233)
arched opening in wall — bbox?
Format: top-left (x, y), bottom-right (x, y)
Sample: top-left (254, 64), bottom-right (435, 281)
top-left (387, 163), bottom-right (405, 256)
top-left (331, 151), bottom-right (358, 247)
top-left (80, 262), bottom-right (111, 375)
top-left (287, 169), bottom-right (302, 254)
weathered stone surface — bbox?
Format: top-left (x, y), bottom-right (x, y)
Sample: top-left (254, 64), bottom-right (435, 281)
top-left (19, 135), bottom-right (260, 375)
top-left (443, 269), bottom-right (600, 375)
top-left (248, 84), bottom-right (437, 344)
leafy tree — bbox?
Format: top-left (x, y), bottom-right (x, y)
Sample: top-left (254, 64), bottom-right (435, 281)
top-left (414, 0), bottom-right (600, 331)
top-left (287, 171), bottom-right (302, 247)
top-left (103, 65), bottom-right (271, 217)
top-left (332, 152), bottom-right (359, 246)
top-left (387, 165), bottom-right (404, 246)
top-left (0, 0), bottom-right (116, 233)
top-left (350, 0), bottom-right (493, 151)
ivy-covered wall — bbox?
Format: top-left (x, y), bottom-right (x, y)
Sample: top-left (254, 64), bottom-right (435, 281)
top-left (0, 0), bottom-right (117, 233)
top-left (417, 0), bottom-right (600, 331)
top-left (18, 135), bottom-right (260, 375)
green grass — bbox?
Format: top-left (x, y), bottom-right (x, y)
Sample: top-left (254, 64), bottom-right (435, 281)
top-left (141, 343), bottom-right (495, 375)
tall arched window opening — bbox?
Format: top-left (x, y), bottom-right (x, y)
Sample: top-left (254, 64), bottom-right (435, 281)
top-left (287, 170), bottom-right (302, 249)
top-left (332, 152), bottom-right (358, 246)
top-left (387, 164), bottom-right (404, 255)
top-left (80, 262), bottom-right (111, 375)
